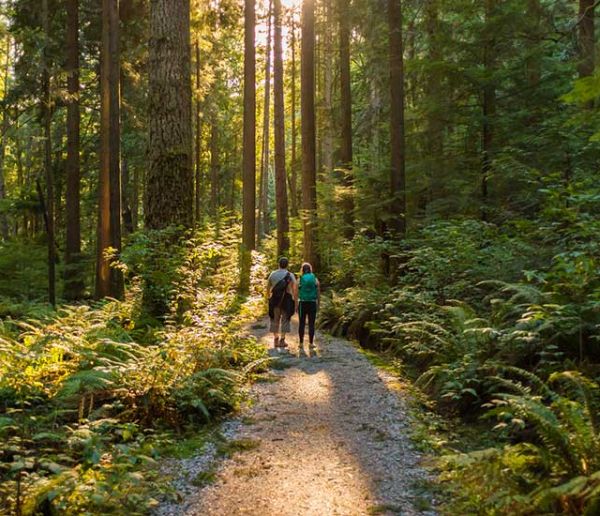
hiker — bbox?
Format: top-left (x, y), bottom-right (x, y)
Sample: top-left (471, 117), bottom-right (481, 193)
top-left (267, 257), bottom-right (297, 350)
top-left (297, 262), bottom-right (320, 349)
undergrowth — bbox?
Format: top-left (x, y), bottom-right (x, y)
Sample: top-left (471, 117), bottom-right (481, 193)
top-left (320, 177), bottom-right (600, 514)
top-left (0, 224), bottom-right (269, 515)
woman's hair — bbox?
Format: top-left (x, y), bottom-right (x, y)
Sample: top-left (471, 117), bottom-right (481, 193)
top-left (301, 262), bottom-right (312, 274)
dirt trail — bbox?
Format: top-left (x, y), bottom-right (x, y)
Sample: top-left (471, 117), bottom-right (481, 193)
top-left (160, 317), bottom-right (436, 515)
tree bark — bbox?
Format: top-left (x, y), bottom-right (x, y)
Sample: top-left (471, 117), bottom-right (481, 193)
top-left (96, 0), bottom-right (123, 299)
top-left (195, 40), bottom-right (203, 224)
top-left (242, 0), bottom-right (256, 254)
top-left (302, 0), bottom-right (319, 267)
top-left (64, 0), bottom-right (84, 301)
top-left (145, 0), bottom-right (193, 230)
top-left (322, 0), bottom-right (334, 174)
top-left (210, 112), bottom-right (219, 216)
top-left (338, 0), bottom-right (354, 238)
top-left (273, 0), bottom-right (290, 256)
top-left (425, 0), bottom-right (443, 205)
top-left (481, 0), bottom-right (496, 219)
top-left (578, 0), bottom-right (595, 78)
top-left (258, 0), bottom-right (273, 243)
top-left (289, 18), bottom-right (299, 217)
top-left (42, 0), bottom-right (56, 306)
top-left (0, 34), bottom-right (10, 241)
top-left (388, 0), bottom-right (406, 237)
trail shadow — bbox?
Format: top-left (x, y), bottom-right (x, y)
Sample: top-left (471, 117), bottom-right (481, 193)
top-left (236, 315), bottom-right (435, 515)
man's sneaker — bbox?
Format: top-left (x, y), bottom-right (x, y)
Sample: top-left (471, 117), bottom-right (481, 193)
top-left (273, 336), bottom-right (280, 348)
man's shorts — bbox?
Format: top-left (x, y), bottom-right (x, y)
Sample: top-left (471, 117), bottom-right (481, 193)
top-left (270, 306), bottom-right (291, 334)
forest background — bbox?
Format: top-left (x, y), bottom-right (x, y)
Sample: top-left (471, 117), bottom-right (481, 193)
top-left (1, 0), bottom-right (600, 514)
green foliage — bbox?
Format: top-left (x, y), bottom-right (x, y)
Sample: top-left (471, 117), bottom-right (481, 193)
top-left (440, 370), bottom-right (600, 515)
top-left (0, 228), bottom-right (269, 514)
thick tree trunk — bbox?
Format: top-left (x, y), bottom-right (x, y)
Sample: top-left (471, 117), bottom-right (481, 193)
top-left (273, 0), bottom-right (290, 256)
top-left (42, 0), bottom-right (56, 306)
top-left (242, 0), bottom-right (256, 254)
top-left (145, 0), bottom-right (193, 230)
top-left (96, 0), bottom-right (123, 299)
top-left (64, 0), bottom-right (83, 300)
top-left (578, 0), bottom-right (595, 78)
top-left (338, 0), bottom-right (354, 238)
top-left (388, 0), bottom-right (406, 237)
top-left (302, 0), bottom-right (319, 267)
top-left (258, 0), bottom-right (273, 243)
top-left (195, 40), bottom-right (203, 224)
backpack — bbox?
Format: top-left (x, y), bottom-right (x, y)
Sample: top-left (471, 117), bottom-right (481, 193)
top-left (269, 272), bottom-right (292, 318)
top-left (299, 273), bottom-right (318, 301)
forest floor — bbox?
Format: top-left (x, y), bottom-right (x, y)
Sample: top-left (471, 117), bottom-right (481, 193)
top-left (156, 316), bottom-right (437, 516)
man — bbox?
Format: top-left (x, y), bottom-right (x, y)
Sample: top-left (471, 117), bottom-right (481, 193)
top-left (267, 257), bottom-right (297, 351)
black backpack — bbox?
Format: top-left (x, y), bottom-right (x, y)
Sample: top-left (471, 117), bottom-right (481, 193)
top-left (269, 272), bottom-right (291, 318)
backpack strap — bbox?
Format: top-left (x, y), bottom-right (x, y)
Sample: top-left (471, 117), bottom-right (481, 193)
top-left (277, 273), bottom-right (291, 308)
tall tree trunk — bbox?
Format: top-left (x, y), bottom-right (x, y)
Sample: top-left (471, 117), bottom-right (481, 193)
top-left (210, 112), bottom-right (219, 216)
top-left (289, 19), bottom-right (299, 217)
top-left (338, 0), bottom-right (354, 238)
top-left (302, 0), bottom-right (319, 266)
top-left (96, 0), bottom-right (123, 299)
top-left (322, 0), bottom-right (334, 174)
top-left (388, 0), bottom-right (406, 237)
top-left (578, 0), bottom-right (595, 78)
top-left (65, 0), bottom-right (84, 299)
top-left (425, 0), bottom-right (443, 205)
top-left (145, 0), bottom-right (193, 229)
top-left (0, 34), bottom-right (10, 240)
top-left (481, 0), bottom-right (496, 219)
top-left (273, 0), bottom-right (290, 256)
top-left (132, 164), bottom-right (139, 230)
top-left (195, 40), bottom-right (202, 224)
top-left (258, 0), bottom-right (273, 243)
top-left (42, 0), bottom-right (56, 305)
top-left (242, 0), bottom-right (256, 254)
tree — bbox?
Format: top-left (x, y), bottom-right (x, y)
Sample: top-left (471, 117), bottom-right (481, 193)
top-left (273, 0), bottom-right (290, 256)
top-left (481, 0), bottom-right (496, 218)
top-left (195, 39), bottom-right (202, 223)
top-left (338, 0), bottom-right (354, 238)
top-left (145, 0), bottom-right (193, 230)
top-left (258, 0), bottom-right (273, 242)
top-left (64, 0), bottom-right (84, 300)
top-left (578, 0), bottom-right (595, 78)
top-left (301, 0), bottom-right (318, 266)
top-left (288, 17), bottom-right (299, 217)
top-left (210, 110), bottom-right (219, 216)
top-left (96, 0), bottom-right (123, 299)
top-left (0, 34), bottom-right (10, 241)
top-left (42, 0), bottom-right (56, 305)
top-left (388, 0), bottom-right (406, 236)
top-left (242, 0), bottom-right (256, 254)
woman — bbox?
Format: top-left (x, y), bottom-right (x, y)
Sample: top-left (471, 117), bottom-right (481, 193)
top-left (296, 262), bottom-right (320, 348)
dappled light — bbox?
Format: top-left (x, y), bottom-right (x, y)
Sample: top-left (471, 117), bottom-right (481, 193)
top-left (1, 0), bottom-right (600, 514)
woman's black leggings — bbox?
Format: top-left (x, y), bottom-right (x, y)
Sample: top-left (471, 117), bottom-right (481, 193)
top-left (299, 301), bottom-right (317, 344)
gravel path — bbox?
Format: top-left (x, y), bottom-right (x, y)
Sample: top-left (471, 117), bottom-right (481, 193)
top-left (158, 318), bottom-right (435, 516)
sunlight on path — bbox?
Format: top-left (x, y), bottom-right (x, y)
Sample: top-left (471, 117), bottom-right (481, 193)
top-left (178, 317), bottom-right (435, 515)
